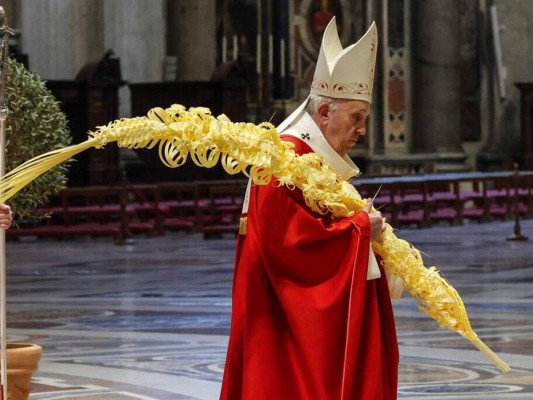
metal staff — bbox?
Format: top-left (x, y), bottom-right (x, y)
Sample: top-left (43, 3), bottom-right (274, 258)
top-left (0, 6), bottom-right (13, 400)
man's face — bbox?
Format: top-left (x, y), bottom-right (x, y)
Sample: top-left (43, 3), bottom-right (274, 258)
top-left (319, 99), bottom-right (370, 157)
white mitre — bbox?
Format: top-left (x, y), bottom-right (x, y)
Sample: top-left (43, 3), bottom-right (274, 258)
top-left (277, 17), bottom-right (378, 133)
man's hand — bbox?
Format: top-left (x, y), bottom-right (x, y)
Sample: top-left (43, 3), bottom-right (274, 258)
top-left (0, 204), bottom-right (12, 230)
top-left (363, 199), bottom-right (385, 242)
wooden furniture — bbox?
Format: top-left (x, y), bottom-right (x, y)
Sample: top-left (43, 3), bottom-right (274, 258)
top-left (355, 170), bottom-right (533, 228)
top-left (128, 81), bottom-right (246, 183)
top-left (130, 81), bottom-right (224, 117)
top-left (8, 186), bottom-right (131, 241)
top-left (46, 51), bottom-right (125, 186)
top-left (7, 172), bottom-right (532, 241)
top-left (157, 181), bottom-right (208, 233)
top-left (202, 182), bottom-right (247, 238)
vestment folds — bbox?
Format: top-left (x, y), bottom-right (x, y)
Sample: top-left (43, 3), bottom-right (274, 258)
top-left (220, 137), bottom-right (398, 400)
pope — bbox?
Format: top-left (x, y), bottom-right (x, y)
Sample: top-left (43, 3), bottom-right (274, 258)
top-left (220, 17), bottom-right (402, 400)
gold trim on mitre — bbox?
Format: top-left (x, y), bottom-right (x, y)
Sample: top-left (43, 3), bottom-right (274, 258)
top-left (311, 17), bottom-right (377, 103)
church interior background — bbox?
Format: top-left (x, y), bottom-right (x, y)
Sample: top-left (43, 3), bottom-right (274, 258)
top-left (3, 0), bottom-right (533, 182)
top-left (0, 1), bottom-right (532, 399)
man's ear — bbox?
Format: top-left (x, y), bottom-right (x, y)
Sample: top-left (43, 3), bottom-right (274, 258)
top-left (316, 102), bottom-right (330, 129)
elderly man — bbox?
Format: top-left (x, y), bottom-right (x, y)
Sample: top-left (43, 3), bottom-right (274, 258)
top-left (221, 18), bottom-right (399, 400)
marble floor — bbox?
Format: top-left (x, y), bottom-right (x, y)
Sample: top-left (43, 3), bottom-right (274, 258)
top-left (4, 218), bottom-right (533, 399)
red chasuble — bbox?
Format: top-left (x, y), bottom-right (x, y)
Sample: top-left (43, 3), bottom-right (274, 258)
top-left (220, 137), bottom-right (399, 400)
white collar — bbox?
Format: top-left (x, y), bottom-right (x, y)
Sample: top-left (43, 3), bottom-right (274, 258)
top-left (281, 112), bottom-right (361, 181)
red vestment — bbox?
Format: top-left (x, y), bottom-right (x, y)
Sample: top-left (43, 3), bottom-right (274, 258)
top-left (220, 136), bottom-right (399, 400)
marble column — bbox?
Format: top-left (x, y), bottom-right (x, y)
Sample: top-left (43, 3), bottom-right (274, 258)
top-left (19, 0), bottom-right (104, 79)
top-left (167, 0), bottom-right (216, 81)
top-left (103, 0), bottom-right (166, 117)
top-left (411, 0), bottom-right (467, 170)
top-left (383, 0), bottom-right (409, 154)
top-left (478, 0), bottom-right (533, 170)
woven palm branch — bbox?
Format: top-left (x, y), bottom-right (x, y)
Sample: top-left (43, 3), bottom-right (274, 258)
top-left (0, 104), bottom-right (510, 372)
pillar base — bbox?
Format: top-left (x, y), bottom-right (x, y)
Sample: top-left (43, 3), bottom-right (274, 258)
top-left (477, 151), bottom-right (514, 172)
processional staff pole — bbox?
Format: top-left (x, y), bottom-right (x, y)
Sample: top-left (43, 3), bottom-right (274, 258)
top-left (0, 6), bottom-right (13, 400)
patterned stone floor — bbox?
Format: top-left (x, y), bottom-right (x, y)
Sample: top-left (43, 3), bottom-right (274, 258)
top-left (4, 218), bottom-right (533, 399)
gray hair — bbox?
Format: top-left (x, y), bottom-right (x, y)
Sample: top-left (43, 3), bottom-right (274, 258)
top-left (306, 94), bottom-right (339, 116)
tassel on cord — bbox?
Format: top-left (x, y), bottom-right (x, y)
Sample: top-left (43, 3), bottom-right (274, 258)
top-left (0, 105), bottom-right (510, 372)
top-left (239, 217), bottom-right (247, 235)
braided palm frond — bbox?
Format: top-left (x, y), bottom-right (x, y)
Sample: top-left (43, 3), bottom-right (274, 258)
top-left (0, 104), bottom-right (510, 372)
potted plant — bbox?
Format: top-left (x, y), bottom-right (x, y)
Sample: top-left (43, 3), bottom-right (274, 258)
top-left (2, 57), bottom-right (71, 399)
top-left (5, 342), bottom-right (43, 400)
top-left (5, 57), bottom-right (71, 223)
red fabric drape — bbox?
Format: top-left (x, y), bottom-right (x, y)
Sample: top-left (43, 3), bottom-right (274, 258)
top-left (220, 137), bottom-right (398, 400)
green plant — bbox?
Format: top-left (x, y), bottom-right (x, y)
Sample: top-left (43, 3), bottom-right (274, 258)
top-left (5, 57), bottom-right (71, 222)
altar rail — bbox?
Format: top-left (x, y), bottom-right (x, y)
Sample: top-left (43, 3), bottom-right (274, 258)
top-left (7, 180), bottom-right (248, 242)
top-left (354, 170), bottom-right (533, 228)
top-left (6, 171), bottom-right (533, 241)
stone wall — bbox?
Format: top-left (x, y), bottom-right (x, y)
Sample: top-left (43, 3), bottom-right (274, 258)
top-left (9, 0), bottom-right (217, 118)
top-left (20, 0), bottom-right (105, 80)
top-left (4, 0), bottom-right (533, 170)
